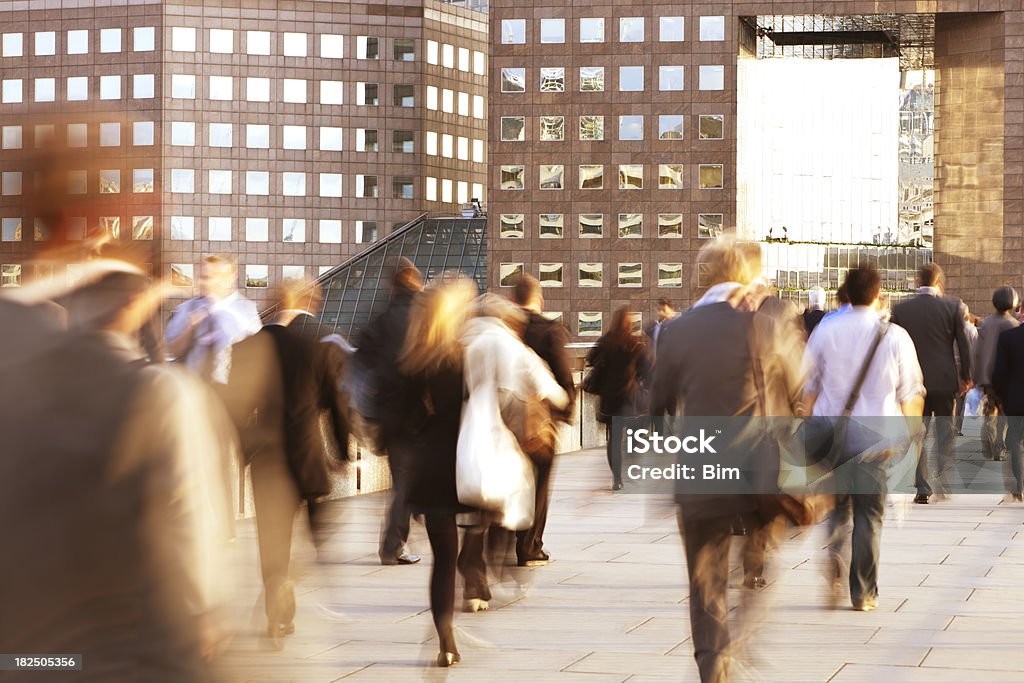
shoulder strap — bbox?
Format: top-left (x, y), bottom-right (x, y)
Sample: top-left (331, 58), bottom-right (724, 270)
top-left (842, 322), bottom-right (889, 417)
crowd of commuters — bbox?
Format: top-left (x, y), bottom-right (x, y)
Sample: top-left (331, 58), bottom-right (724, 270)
top-left (5, 203), bottom-right (1024, 682)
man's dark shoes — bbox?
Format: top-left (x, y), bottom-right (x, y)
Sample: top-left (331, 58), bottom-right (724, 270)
top-left (743, 575), bottom-right (767, 590)
top-left (914, 494), bottom-right (930, 505)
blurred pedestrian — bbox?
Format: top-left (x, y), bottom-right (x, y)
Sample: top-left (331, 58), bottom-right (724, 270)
top-left (644, 298), bottom-right (680, 363)
top-left (954, 306), bottom-right (979, 435)
top-left (890, 263), bottom-right (972, 503)
top-left (220, 278), bottom-right (351, 648)
top-left (992, 313), bottom-right (1024, 501)
top-left (974, 287), bottom-right (1020, 461)
top-left (165, 255), bottom-right (261, 384)
top-left (585, 306), bottom-right (650, 490)
top-left (803, 286), bottom-right (827, 336)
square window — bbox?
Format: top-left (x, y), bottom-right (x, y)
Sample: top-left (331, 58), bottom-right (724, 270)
top-left (356, 82), bottom-right (378, 106)
top-left (539, 164), bottom-right (564, 190)
top-left (320, 127), bottom-right (342, 151)
top-left (99, 75), bottom-right (120, 100)
top-left (356, 36), bottom-right (379, 59)
top-left (282, 265), bottom-right (304, 281)
top-left (699, 164), bottom-right (724, 189)
top-left (355, 174), bottom-right (378, 198)
top-left (133, 27), bottom-right (155, 51)
top-left (132, 122), bottom-right (152, 146)
top-left (620, 17), bottom-right (644, 42)
top-left (659, 115), bottom-right (685, 140)
top-left (618, 263), bottom-right (642, 288)
top-left (35, 32), bottom-right (55, 56)
top-left (501, 165), bottom-right (525, 191)
top-left (246, 171), bottom-right (269, 195)
top-left (171, 121), bottom-right (194, 145)
top-left (209, 75), bottom-right (232, 100)
top-left (133, 74), bottom-right (155, 99)
top-left (658, 263), bottom-right (683, 288)
top-left (319, 173), bottom-right (343, 197)
top-left (2, 172), bottom-right (22, 196)
top-left (3, 33), bottom-right (23, 57)
top-left (501, 19), bottom-right (526, 44)
top-left (579, 312), bottom-right (603, 337)
top-left (247, 30), bottom-right (270, 55)
top-left (660, 17), bottom-right (685, 42)
top-left (700, 16), bottom-right (726, 41)
top-left (34, 125), bottom-right (55, 147)
top-left (67, 171), bottom-right (87, 195)
top-left (539, 213), bottom-right (563, 238)
top-left (245, 217), bottom-right (268, 241)
top-left (699, 114), bottom-right (725, 139)
top-left (540, 67), bottom-right (564, 93)
top-left (208, 169), bottom-right (231, 194)
top-left (699, 65), bottom-right (725, 90)
top-left (320, 80), bottom-right (343, 104)
top-left (209, 28), bottom-right (233, 53)
top-left (170, 169), bottom-right (194, 193)
top-left (393, 176), bottom-right (414, 199)
top-left (246, 124), bottom-right (269, 148)
top-left (659, 65), bottom-right (684, 91)
top-left (65, 217), bottom-right (85, 240)
top-left (501, 68), bottom-right (525, 93)
top-left (394, 38), bottom-right (414, 61)
top-left (67, 30), bottom-right (88, 55)
top-left (394, 84), bottom-right (415, 107)
top-left (2, 79), bottom-right (21, 103)
top-left (1, 264), bottom-right (22, 287)
top-left (579, 18), bottom-right (604, 43)
top-left (66, 77), bottom-right (88, 101)
top-left (283, 32), bottom-right (307, 57)
top-left (282, 172), bottom-right (305, 196)
top-left (500, 214), bottom-right (524, 238)
top-left (283, 78), bottom-right (307, 103)
top-left (540, 18), bottom-right (565, 44)
top-left (170, 216), bottom-right (195, 240)
top-left (132, 216), bottom-right (153, 240)
top-left (619, 66), bottom-right (643, 92)
top-left (539, 116), bottom-right (564, 141)
top-left (319, 219), bottom-right (342, 243)
top-left (618, 213), bottom-right (643, 238)
top-left (659, 213), bottom-right (683, 238)
top-left (355, 129), bottom-right (378, 152)
top-left (659, 164), bottom-right (684, 189)
top-left (392, 130), bottom-right (414, 153)
top-left (501, 116), bottom-right (525, 142)
top-left (133, 168), bottom-right (154, 192)
top-left (1, 126), bottom-right (22, 149)
top-left (171, 264), bottom-right (194, 287)
top-left (100, 28), bottom-right (121, 53)
top-left (579, 164), bottom-right (603, 190)
top-left (322, 34), bottom-right (344, 59)
top-left (698, 213), bottom-right (724, 238)
top-left (618, 115), bottom-right (643, 141)
top-left (499, 263), bottom-right (524, 287)
top-left (355, 221), bottom-right (377, 243)
top-left (579, 263), bottom-right (603, 287)
top-left (246, 77), bottom-right (269, 101)
top-left (283, 125), bottom-right (306, 150)
top-left (580, 66), bottom-right (604, 92)
top-left (1, 218), bottom-right (22, 241)
top-left (619, 165), bottom-right (643, 190)
top-left (539, 263), bottom-right (563, 287)
top-left (245, 265), bottom-right (268, 289)
top-left (34, 78), bottom-right (55, 102)
top-left (209, 123), bottom-right (232, 147)
top-left (209, 217), bottom-right (231, 240)
top-left (67, 123), bottom-right (87, 148)
top-left (579, 213), bottom-right (603, 238)
top-left (172, 27), bottom-right (196, 52)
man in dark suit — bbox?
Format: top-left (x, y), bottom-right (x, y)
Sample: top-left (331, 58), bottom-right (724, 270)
top-left (511, 275), bottom-right (576, 566)
top-left (644, 298), bottom-right (679, 364)
top-left (222, 278), bottom-right (351, 648)
top-left (992, 323), bottom-right (1024, 500)
top-left (890, 263), bottom-right (972, 503)
top-left (803, 286), bottom-right (827, 337)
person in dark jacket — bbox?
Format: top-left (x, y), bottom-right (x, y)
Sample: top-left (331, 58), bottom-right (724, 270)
top-left (586, 305), bottom-right (649, 490)
top-left (974, 287), bottom-right (1020, 461)
top-left (890, 263), bottom-right (972, 503)
top-left (803, 286), bottom-right (827, 337)
top-left (992, 320), bottom-right (1024, 500)
top-left (511, 275), bottom-right (576, 566)
top-left (221, 278), bottom-right (351, 648)
top-left (354, 258), bottom-right (424, 566)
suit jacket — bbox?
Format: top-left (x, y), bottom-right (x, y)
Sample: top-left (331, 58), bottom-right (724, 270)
top-left (974, 313), bottom-right (1019, 386)
top-left (890, 293), bottom-right (970, 395)
top-left (521, 311), bottom-right (576, 422)
top-left (993, 326), bottom-right (1024, 416)
top-left (803, 308), bottom-right (826, 337)
top-left (222, 314), bottom-right (350, 499)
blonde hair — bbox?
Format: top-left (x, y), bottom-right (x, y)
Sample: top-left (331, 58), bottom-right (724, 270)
top-left (272, 277), bottom-right (322, 313)
top-left (399, 275), bottom-right (476, 376)
top-left (697, 235), bottom-right (762, 287)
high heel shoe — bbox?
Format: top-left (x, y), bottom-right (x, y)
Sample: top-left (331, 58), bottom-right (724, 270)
top-left (436, 651), bottom-right (461, 667)
top-left (464, 598), bottom-right (489, 613)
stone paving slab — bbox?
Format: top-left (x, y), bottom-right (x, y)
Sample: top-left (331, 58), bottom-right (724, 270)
top-left (214, 440), bottom-right (1024, 682)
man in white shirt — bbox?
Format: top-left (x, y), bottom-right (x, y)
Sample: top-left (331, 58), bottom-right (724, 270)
top-left (803, 263), bottom-right (925, 612)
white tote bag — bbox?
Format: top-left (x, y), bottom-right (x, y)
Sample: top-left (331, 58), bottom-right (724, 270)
top-left (456, 383), bottom-right (535, 530)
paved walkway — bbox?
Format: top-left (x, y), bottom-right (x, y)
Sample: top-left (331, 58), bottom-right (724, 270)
top-left (215, 434), bottom-right (1024, 682)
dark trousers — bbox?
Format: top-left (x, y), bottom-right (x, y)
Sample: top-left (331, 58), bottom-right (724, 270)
top-left (379, 440), bottom-right (414, 561)
top-left (825, 459), bottom-right (887, 604)
top-left (1006, 417), bottom-right (1024, 495)
top-left (424, 514), bottom-right (459, 654)
top-left (917, 392), bottom-right (956, 496)
top-left (458, 522), bottom-right (515, 601)
top-left (605, 424), bottom-right (622, 486)
top-left (516, 456), bottom-right (553, 562)
top-left (981, 387), bottom-right (1008, 459)
top-left (679, 511), bottom-right (735, 683)
top-left (251, 447), bottom-right (301, 622)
